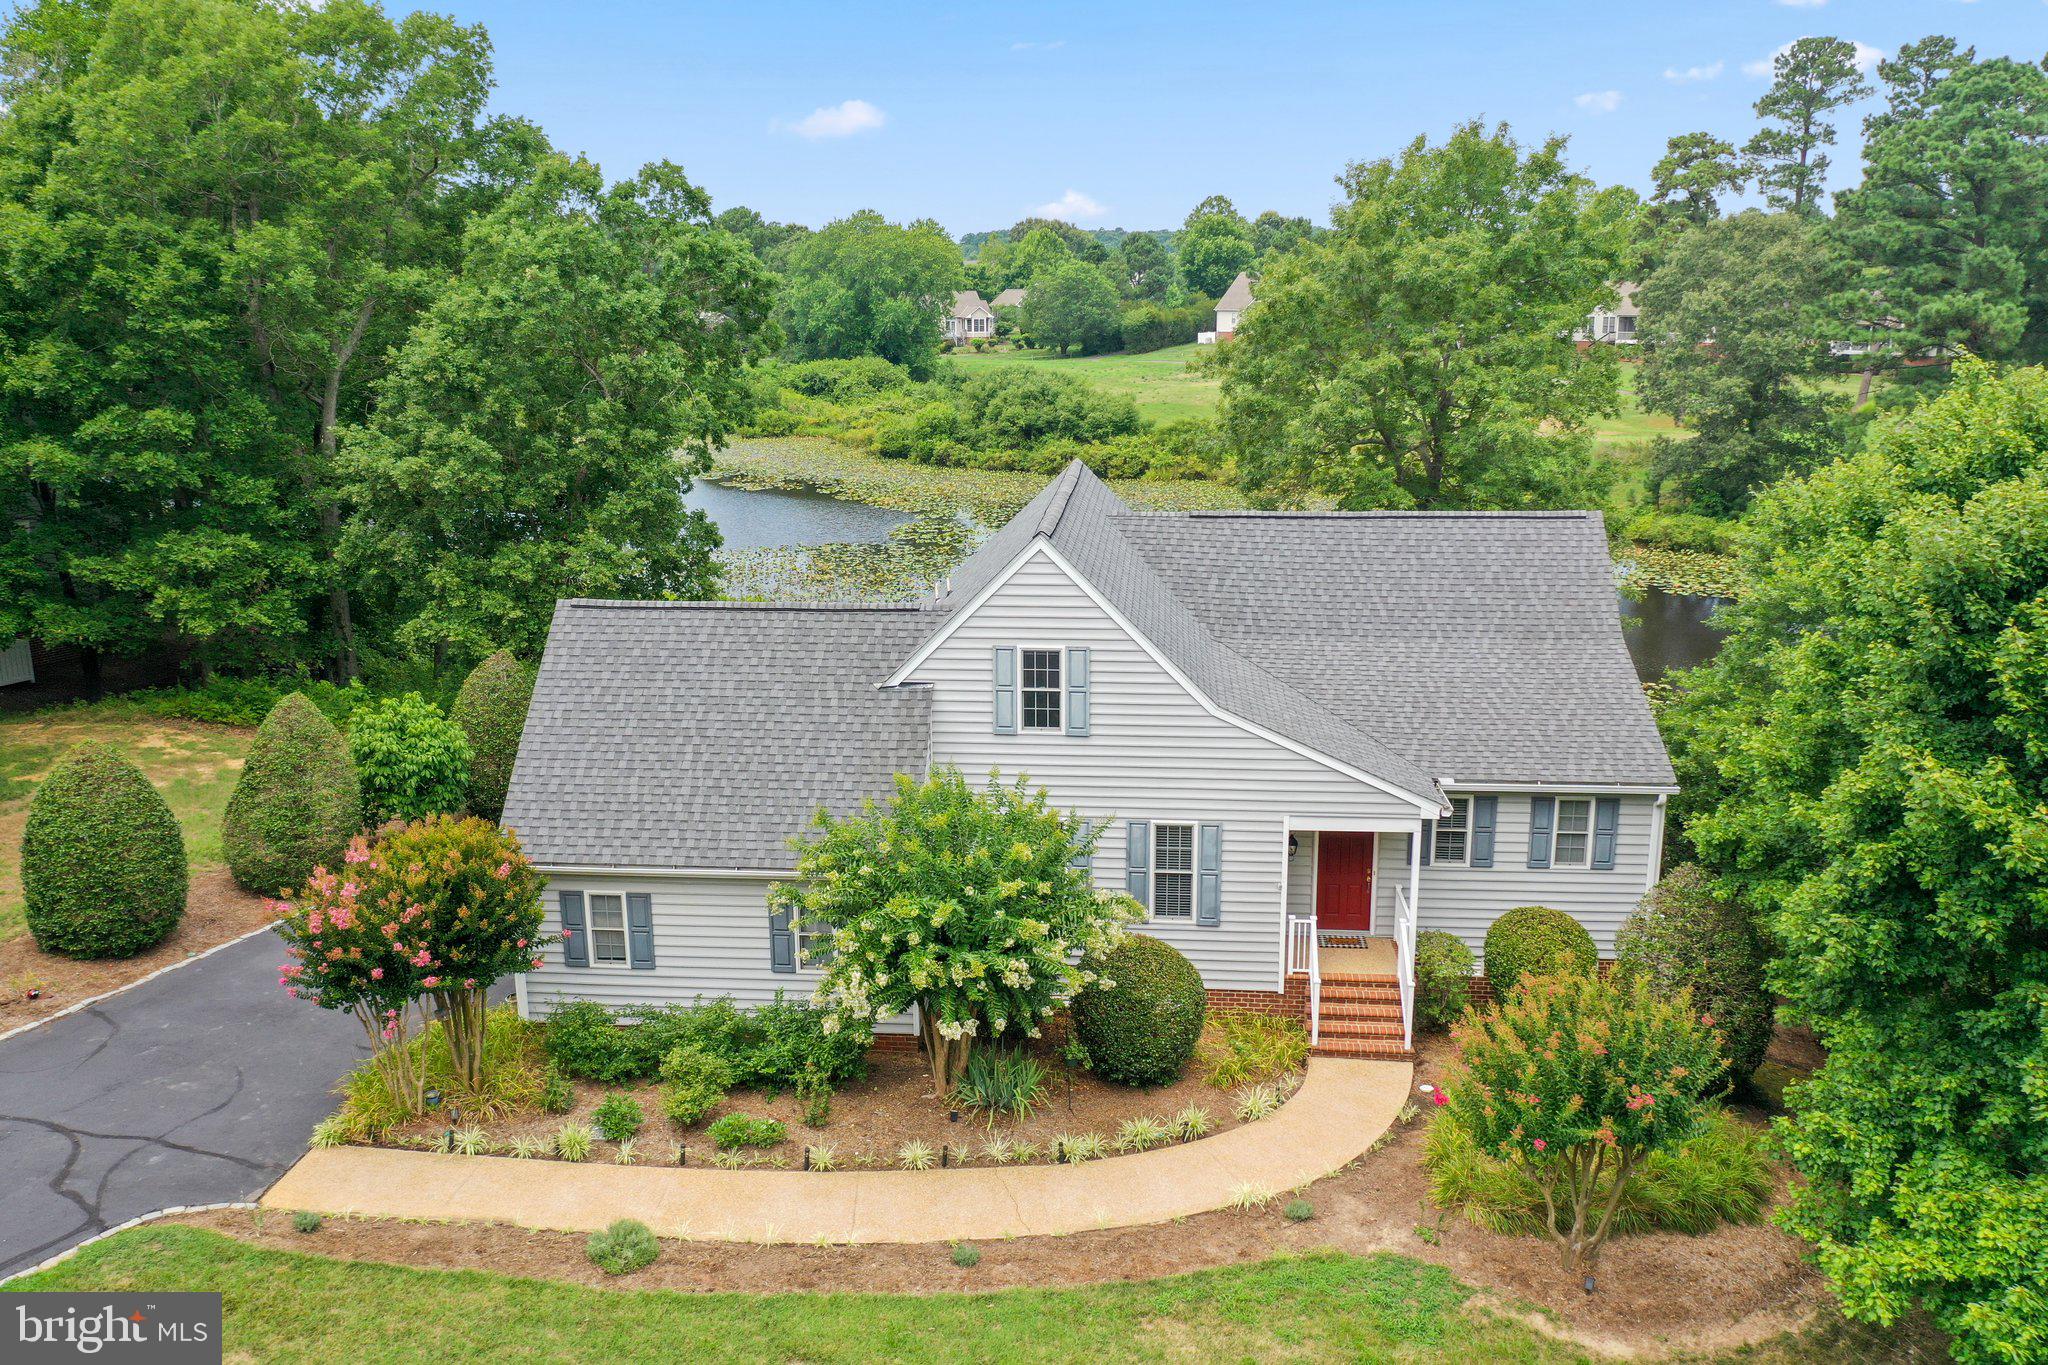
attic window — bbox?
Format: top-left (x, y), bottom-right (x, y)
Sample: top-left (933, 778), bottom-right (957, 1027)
top-left (1021, 649), bottom-right (1062, 730)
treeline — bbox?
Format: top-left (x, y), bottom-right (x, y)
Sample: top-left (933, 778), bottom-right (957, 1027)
top-left (0, 0), bottom-right (776, 687)
top-left (1220, 35), bottom-right (2048, 526)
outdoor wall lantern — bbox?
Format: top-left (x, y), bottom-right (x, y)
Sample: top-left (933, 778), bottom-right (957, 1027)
top-left (1287, 834), bottom-right (1299, 860)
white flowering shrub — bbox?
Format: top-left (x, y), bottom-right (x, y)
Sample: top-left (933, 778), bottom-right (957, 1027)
top-left (773, 768), bottom-right (1140, 1094)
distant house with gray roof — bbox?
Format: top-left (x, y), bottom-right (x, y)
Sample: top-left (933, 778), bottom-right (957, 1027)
top-left (1211, 272), bottom-right (1256, 340)
top-left (943, 289), bottom-right (994, 344)
top-left (990, 287), bottom-right (1027, 311)
top-left (504, 462), bottom-right (1672, 1056)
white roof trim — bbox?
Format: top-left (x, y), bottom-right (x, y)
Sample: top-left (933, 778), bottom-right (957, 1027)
top-left (885, 537), bottom-right (1442, 815)
top-left (1438, 781), bottom-right (1681, 796)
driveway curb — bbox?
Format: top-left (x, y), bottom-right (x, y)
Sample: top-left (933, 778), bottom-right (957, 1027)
top-left (0, 921), bottom-right (282, 1048)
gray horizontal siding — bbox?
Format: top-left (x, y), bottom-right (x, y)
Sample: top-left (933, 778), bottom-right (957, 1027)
top-left (519, 874), bottom-right (913, 1034)
top-left (909, 552), bottom-right (1417, 993)
top-left (1381, 793), bottom-right (1659, 957)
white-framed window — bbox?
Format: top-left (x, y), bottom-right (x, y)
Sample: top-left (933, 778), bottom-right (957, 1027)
top-left (1433, 797), bottom-right (1469, 865)
top-left (587, 893), bottom-right (630, 963)
top-left (1553, 798), bottom-right (1593, 866)
top-left (1021, 647), bottom-right (1062, 730)
top-left (796, 916), bottom-right (834, 968)
top-left (1152, 822), bottom-right (1195, 918)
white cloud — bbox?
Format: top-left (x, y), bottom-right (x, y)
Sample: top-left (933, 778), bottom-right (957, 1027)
top-left (773, 99), bottom-right (886, 139)
top-left (1663, 61), bottom-right (1724, 83)
top-left (1574, 90), bottom-right (1624, 113)
top-left (1743, 38), bottom-right (1883, 78)
top-left (1029, 189), bottom-right (1107, 222)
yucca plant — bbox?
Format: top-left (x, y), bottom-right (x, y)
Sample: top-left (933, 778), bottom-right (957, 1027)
top-left (507, 1135), bottom-right (550, 1159)
top-left (806, 1144), bottom-right (839, 1172)
top-left (554, 1122), bottom-right (596, 1162)
top-left (1172, 1105), bottom-right (1215, 1140)
top-left (309, 1114), bottom-right (355, 1149)
top-left (1233, 1084), bottom-right (1281, 1122)
top-left (614, 1138), bottom-right (638, 1165)
top-left (451, 1124), bottom-right (492, 1156)
top-left (1115, 1117), bottom-right (1171, 1152)
top-left (980, 1136), bottom-right (1015, 1164)
top-left (1054, 1132), bottom-right (1106, 1163)
top-left (897, 1139), bottom-right (937, 1171)
top-left (952, 1049), bottom-right (1050, 1122)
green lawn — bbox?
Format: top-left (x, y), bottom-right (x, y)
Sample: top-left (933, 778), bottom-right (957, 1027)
top-left (8, 1226), bottom-right (1585, 1364)
top-left (945, 344), bottom-right (1221, 425)
top-left (0, 705), bottom-right (250, 941)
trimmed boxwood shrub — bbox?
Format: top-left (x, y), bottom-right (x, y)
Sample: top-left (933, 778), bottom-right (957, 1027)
top-left (22, 743), bottom-right (188, 957)
top-left (450, 651), bottom-right (534, 821)
top-left (1483, 906), bottom-right (1596, 999)
top-left (1414, 930), bottom-right (1477, 1033)
top-left (223, 692), bottom-right (361, 895)
top-left (586, 1219), bottom-right (658, 1275)
top-left (346, 692), bottom-right (471, 825)
top-left (1617, 864), bottom-right (1775, 1090)
top-left (1071, 934), bottom-right (1207, 1086)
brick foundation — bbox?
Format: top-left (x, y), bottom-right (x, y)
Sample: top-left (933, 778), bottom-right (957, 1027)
top-left (1208, 977), bottom-right (1310, 1022)
top-left (867, 1032), bottom-right (919, 1054)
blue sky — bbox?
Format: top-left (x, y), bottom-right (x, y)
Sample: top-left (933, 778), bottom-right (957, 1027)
top-left (448, 1), bottom-right (2048, 234)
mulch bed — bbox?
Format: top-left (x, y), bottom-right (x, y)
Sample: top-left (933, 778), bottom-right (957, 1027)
top-left (376, 1045), bottom-right (1299, 1169)
top-left (0, 868), bottom-right (277, 1031)
top-left (197, 1041), bottom-right (1839, 1359)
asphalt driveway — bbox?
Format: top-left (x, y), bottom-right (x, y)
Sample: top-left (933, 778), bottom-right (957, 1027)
top-left (0, 927), bottom-right (369, 1278)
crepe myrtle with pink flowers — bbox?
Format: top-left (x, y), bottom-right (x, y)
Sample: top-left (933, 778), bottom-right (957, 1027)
top-left (1442, 968), bottom-right (1725, 1275)
top-left (278, 815), bottom-right (550, 1106)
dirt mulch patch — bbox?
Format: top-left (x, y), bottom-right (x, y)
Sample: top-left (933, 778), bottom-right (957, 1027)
top-left (0, 867), bottom-right (278, 1030)
top-left (191, 1038), bottom-right (1830, 1358)
top-left (378, 1045), bottom-right (1297, 1168)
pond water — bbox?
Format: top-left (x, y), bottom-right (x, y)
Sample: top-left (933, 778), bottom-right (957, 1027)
top-left (687, 477), bottom-right (1727, 680)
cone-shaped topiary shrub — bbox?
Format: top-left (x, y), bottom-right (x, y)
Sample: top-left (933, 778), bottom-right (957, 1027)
top-left (22, 743), bottom-right (188, 957)
top-left (223, 692), bottom-right (361, 895)
top-left (1071, 933), bottom-right (1208, 1086)
top-left (1483, 906), bottom-right (1596, 999)
top-left (450, 650), bottom-right (534, 821)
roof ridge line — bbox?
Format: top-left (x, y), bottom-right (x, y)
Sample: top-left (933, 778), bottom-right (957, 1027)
top-left (1032, 460), bottom-right (1093, 539)
top-left (1167, 509), bottom-right (1601, 521)
top-left (561, 598), bottom-right (941, 612)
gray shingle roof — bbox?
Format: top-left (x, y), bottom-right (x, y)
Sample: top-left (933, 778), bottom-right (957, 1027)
top-left (939, 463), bottom-right (1671, 791)
top-left (1215, 272), bottom-right (1256, 311)
top-left (950, 290), bottom-right (992, 319)
top-left (991, 287), bottom-right (1027, 309)
top-left (502, 602), bottom-right (937, 871)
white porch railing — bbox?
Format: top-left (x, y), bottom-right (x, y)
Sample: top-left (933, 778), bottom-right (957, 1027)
top-left (1285, 914), bottom-right (1321, 1046)
top-left (1392, 885), bottom-right (1417, 1050)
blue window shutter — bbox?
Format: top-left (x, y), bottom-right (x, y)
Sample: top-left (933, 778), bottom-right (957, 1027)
top-left (1592, 797), bottom-right (1622, 871)
top-left (1125, 820), bottom-right (1151, 906)
top-left (769, 908), bottom-right (796, 973)
top-left (1064, 647), bottom-right (1091, 736)
top-left (1527, 796), bottom-right (1555, 869)
top-left (1470, 795), bottom-right (1498, 868)
top-left (1069, 818), bottom-right (1094, 873)
top-left (992, 646), bottom-right (1017, 734)
top-left (1419, 819), bottom-right (1434, 866)
top-left (626, 892), bottom-right (655, 970)
top-left (559, 890), bottom-right (588, 968)
top-left (1196, 823), bottom-right (1223, 926)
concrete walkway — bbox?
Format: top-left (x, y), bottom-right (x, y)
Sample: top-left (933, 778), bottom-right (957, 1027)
top-left (262, 1056), bottom-right (1413, 1244)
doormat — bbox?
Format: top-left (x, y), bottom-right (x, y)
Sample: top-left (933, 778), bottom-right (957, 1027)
top-left (1317, 933), bottom-right (1374, 949)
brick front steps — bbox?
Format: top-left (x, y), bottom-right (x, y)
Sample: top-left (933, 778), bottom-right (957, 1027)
top-left (1312, 975), bottom-right (1415, 1061)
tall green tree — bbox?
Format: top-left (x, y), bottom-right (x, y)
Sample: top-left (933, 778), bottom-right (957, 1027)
top-left (1219, 122), bottom-right (1636, 510)
top-left (1006, 225), bottom-right (1075, 290)
top-left (337, 157), bottom-right (775, 662)
top-left (1664, 361), bottom-right (2048, 1361)
top-left (1637, 211), bottom-right (1848, 513)
top-left (1002, 215), bottom-right (1105, 263)
top-left (1021, 259), bottom-right (1121, 355)
top-left (1833, 46), bottom-right (2048, 365)
top-left (1745, 37), bottom-right (1873, 214)
top-left (1252, 209), bottom-right (1314, 261)
top-left (1113, 231), bottom-right (1171, 301)
top-left (777, 210), bottom-right (958, 377)
top-left (1649, 132), bottom-right (1748, 230)
top-left (1176, 195), bottom-right (1255, 299)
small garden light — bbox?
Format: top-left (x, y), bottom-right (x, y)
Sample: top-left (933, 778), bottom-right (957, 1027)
top-left (424, 1088), bottom-right (443, 1110)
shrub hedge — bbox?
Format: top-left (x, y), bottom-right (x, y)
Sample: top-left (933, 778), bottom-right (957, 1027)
top-left (541, 995), bottom-right (868, 1091)
top-left (449, 651), bottom-right (534, 821)
top-left (22, 743), bottom-right (188, 958)
top-left (1482, 906), bottom-right (1596, 999)
top-left (1616, 864), bottom-right (1775, 1089)
top-left (1071, 934), bottom-right (1208, 1086)
top-left (1414, 930), bottom-right (1476, 1033)
top-left (222, 692), bottom-right (360, 895)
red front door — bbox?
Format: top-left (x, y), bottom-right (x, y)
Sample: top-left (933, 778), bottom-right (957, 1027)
top-left (1315, 833), bottom-right (1375, 933)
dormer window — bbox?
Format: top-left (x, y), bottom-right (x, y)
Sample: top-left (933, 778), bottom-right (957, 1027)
top-left (1021, 648), bottom-right (1062, 730)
